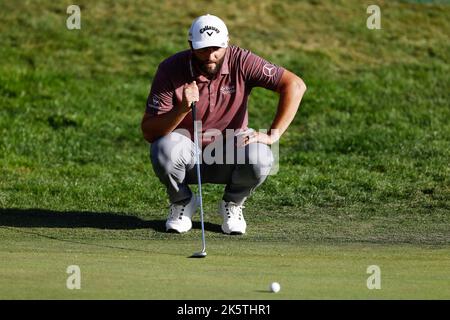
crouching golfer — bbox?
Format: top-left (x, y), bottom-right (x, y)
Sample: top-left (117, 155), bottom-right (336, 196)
top-left (141, 14), bottom-right (306, 234)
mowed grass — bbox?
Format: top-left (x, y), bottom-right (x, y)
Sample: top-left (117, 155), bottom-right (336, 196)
top-left (0, 0), bottom-right (449, 299)
top-left (1, 228), bottom-right (449, 299)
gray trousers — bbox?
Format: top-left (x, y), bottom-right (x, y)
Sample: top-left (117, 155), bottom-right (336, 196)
top-left (150, 131), bottom-right (274, 206)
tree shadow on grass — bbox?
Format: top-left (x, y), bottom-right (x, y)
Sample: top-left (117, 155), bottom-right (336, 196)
top-left (0, 208), bottom-right (222, 233)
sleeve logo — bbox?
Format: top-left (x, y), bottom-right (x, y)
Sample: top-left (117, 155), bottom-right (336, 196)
top-left (263, 64), bottom-right (277, 77)
top-left (148, 95), bottom-right (160, 109)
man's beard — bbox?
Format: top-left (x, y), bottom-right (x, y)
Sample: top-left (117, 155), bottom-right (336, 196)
top-left (193, 55), bottom-right (225, 78)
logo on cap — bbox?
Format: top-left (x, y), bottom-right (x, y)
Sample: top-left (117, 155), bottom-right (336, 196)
top-left (200, 25), bottom-right (220, 35)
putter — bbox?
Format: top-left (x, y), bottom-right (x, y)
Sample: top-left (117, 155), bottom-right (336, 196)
top-left (190, 101), bottom-right (207, 258)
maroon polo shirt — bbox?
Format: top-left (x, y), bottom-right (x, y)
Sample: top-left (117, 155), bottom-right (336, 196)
top-left (146, 46), bottom-right (284, 145)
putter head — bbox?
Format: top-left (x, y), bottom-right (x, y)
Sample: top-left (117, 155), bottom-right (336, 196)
top-left (190, 251), bottom-right (207, 258)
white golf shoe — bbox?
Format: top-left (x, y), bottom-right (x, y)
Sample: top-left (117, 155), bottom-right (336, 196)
top-left (166, 195), bottom-right (198, 233)
top-left (219, 200), bottom-right (247, 235)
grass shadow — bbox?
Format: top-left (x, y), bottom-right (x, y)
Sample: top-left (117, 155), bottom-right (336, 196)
top-left (192, 221), bottom-right (223, 233)
top-left (0, 208), bottom-right (223, 233)
top-left (254, 290), bottom-right (272, 294)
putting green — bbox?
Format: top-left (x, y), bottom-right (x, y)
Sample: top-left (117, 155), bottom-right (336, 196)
top-left (0, 227), bottom-right (448, 299)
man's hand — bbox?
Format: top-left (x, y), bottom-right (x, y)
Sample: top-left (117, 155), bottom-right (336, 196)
top-left (180, 81), bottom-right (199, 113)
top-left (238, 130), bottom-right (277, 147)
top-left (141, 81), bottom-right (200, 143)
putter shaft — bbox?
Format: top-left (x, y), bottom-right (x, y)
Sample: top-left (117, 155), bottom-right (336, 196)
top-left (192, 102), bottom-right (207, 256)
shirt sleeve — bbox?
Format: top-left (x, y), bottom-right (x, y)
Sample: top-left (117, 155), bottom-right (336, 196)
top-left (241, 50), bottom-right (285, 91)
top-left (145, 64), bottom-right (175, 116)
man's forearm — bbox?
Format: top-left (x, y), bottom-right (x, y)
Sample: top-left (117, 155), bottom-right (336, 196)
top-left (142, 81), bottom-right (199, 143)
top-left (141, 107), bottom-right (190, 143)
top-left (269, 78), bottom-right (307, 143)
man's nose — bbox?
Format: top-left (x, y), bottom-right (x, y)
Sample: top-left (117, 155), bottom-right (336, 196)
top-left (208, 50), bottom-right (217, 61)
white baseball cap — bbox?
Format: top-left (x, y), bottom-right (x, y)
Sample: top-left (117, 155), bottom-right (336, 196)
top-left (188, 14), bottom-right (229, 49)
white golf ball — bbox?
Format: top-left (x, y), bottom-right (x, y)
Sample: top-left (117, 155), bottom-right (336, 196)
top-left (270, 282), bottom-right (281, 293)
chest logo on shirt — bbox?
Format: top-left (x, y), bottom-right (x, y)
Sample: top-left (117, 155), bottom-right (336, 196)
top-left (263, 64), bottom-right (277, 77)
top-left (220, 85), bottom-right (236, 94)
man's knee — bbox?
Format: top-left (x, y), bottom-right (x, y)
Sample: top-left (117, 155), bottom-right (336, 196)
top-left (150, 131), bottom-right (194, 171)
top-left (245, 143), bottom-right (274, 180)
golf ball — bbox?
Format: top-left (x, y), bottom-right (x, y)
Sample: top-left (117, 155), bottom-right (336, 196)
top-left (270, 282), bottom-right (281, 293)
